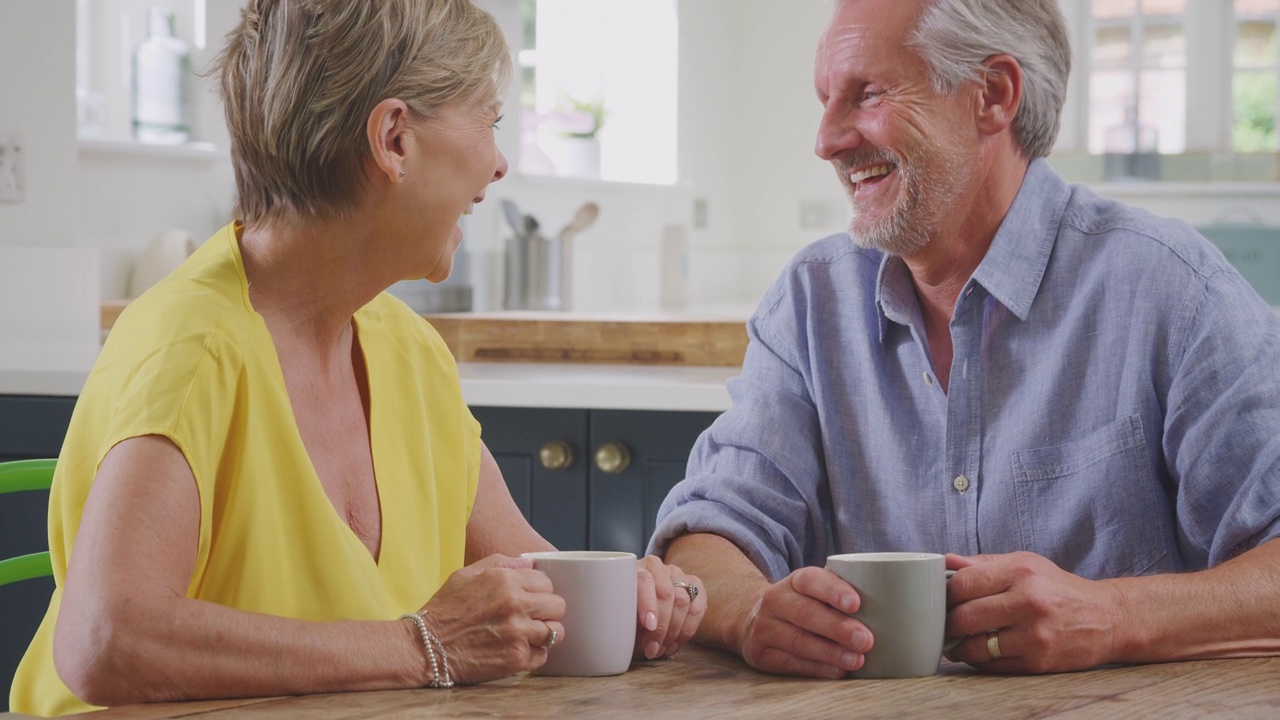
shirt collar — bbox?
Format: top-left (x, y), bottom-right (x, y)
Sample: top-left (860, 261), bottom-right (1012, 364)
top-left (874, 157), bottom-right (1071, 337)
top-left (970, 158), bottom-right (1070, 321)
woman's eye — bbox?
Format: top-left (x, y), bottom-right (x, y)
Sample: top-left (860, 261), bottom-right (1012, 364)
top-left (492, 114), bottom-right (504, 130)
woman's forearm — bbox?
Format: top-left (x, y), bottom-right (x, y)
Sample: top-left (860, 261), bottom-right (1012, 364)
top-left (56, 594), bottom-right (430, 707)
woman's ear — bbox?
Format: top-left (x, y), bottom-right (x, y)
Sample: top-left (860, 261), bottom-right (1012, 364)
top-left (367, 98), bottom-right (412, 183)
top-left (976, 55), bottom-right (1023, 137)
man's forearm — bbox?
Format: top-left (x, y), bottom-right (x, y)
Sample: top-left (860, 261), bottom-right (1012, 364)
top-left (663, 533), bottom-right (773, 654)
top-left (1108, 537), bottom-right (1280, 663)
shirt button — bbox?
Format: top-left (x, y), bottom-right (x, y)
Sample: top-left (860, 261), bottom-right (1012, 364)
top-left (924, 372), bottom-right (934, 385)
top-left (953, 475), bottom-right (970, 492)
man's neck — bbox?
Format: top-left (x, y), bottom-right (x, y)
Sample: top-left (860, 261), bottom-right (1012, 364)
top-left (903, 152), bottom-right (1030, 391)
top-left (905, 155), bottom-right (1030, 330)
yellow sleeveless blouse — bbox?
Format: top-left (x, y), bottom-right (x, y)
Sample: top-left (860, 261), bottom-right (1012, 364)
top-left (11, 224), bottom-right (479, 716)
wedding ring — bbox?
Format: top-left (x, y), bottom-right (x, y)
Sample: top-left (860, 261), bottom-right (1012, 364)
top-left (542, 621), bottom-right (558, 651)
top-left (672, 580), bottom-right (699, 603)
top-left (986, 631), bottom-right (1002, 661)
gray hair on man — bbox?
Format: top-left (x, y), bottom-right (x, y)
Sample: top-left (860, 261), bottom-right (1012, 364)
top-left (908, 0), bottom-right (1072, 160)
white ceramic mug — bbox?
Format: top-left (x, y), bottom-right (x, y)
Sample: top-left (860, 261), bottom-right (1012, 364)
top-left (522, 551), bottom-right (638, 676)
top-left (825, 552), bottom-right (955, 679)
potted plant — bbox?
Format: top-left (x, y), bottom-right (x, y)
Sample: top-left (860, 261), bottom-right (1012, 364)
top-left (558, 94), bottom-right (606, 177)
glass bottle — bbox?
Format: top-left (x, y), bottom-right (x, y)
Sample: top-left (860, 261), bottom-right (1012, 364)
top-left (132, 7), bottom-right (190, 144)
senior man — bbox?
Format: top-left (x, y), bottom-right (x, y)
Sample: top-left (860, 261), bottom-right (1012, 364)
top-left (651, 0), bottom-right (1280, 679)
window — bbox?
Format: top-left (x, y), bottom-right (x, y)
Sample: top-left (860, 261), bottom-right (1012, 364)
top-left (515, 0), bottom-right (678, 185)
top-left (1088, 0), bottom-right (1188, 155)
top-left (1234, 0), bottom-right (1279, 152)
top-left (1060, 0), bottom-right (1280, 181)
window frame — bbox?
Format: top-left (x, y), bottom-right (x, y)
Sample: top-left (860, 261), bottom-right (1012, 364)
top-left (1057, 0), bottom-right (1275, 156)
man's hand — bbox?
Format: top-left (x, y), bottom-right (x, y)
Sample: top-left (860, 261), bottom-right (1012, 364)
top-left (944, 552), bottom-right (1127, 674)
top-left (738, 567), bottom-right (873, 678)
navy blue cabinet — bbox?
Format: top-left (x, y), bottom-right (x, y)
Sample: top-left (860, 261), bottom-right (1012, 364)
top-left (0, 395), bottom-right (74, 712)
top-left (472, 407), bottom-right (719, 558)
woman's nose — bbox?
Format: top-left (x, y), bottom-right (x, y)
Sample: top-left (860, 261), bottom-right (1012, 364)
top-left (492, 148), bottom-right (509, 183)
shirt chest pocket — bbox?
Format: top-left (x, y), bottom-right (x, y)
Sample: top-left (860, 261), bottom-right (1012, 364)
top-left (1009, 414), bottom-right (1175, 579)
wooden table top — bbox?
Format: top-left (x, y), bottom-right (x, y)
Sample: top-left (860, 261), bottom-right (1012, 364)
top-left (6, 645), bottom-right (1276, 719)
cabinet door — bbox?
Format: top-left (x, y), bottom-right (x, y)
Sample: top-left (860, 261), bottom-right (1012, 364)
top-left (471, 407), bottom-right (589, 551)
top-left (0, 395), bottom-right (76, 462)
top-left (588, 410), bottom-right (720, 557)
top-left (0, 395), bottom-right (73, 711)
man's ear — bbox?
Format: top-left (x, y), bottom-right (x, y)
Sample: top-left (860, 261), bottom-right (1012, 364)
top-left (367, 97), bottom-right (412, 184)
top-left (975, 54), bottom-right (1023, 137)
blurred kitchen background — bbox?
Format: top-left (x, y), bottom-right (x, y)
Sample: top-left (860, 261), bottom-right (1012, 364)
top-left (1, 0), bottom-right (1278, 329)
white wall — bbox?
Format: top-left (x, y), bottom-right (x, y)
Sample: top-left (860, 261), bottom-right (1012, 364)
top-left (678, 0), bottom-right (844, 309)
top-left (0, 0), bottom-right (78, 248)
top-left (0, 0), bottom-right (99, 373)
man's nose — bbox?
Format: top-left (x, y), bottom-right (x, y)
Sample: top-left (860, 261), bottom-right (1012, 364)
top-left (815, 105), bottom-right (863, 161)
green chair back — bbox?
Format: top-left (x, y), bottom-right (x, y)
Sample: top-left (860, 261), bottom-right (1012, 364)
top-left (0, 459), bottom-right (56, 587)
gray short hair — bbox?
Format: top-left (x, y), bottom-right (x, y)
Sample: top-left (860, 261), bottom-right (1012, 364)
top-left (907, 0), bottom-right (1071, 160)
top-left (213, 0), bottom-right (512, 225)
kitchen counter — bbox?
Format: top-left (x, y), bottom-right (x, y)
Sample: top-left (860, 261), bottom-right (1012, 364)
top-left (0, 362), bottom-right (738, 412)
top-left (6, 305), bottom-right (748, 409)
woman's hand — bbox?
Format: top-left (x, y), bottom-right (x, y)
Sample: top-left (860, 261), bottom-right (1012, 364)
top-left (635, 556), bottom-right (706, 659)
top-left (418, 554), bottom-right (566, 684)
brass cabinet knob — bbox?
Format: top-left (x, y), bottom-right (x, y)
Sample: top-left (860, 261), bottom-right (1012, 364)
top-left (539, 440), bottom-right (574, 471)
top-left (594, 442), bottom-right (632, 474)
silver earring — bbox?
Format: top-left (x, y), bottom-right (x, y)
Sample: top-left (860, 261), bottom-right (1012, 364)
top-left (398, 170), bottom-right (406, 180)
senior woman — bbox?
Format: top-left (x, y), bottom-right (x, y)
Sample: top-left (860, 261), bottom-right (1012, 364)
top-left (10, 1), bottom-right (703, 716)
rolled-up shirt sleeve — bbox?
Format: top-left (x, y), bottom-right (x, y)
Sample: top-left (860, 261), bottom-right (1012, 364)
top-left (1164, 267), bottom-right (1280, 566)
top-left (649, 293), bottom-right (832, 582)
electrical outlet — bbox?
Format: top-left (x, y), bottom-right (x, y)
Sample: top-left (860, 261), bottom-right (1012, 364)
top-left (0, 136), bottom-right (24, 204)
top-left (692, 198), bottom-right (709, 230)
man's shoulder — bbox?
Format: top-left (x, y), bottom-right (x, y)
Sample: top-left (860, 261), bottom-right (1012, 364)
top-left (1058, 184), bottom-right (1226, 276)
top-left (788, 232), bottom-right (878, 267)
top-left (749, 233), bottom-right (883, 341)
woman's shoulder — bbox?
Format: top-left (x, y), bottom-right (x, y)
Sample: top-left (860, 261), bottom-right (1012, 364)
top-left (98, 229), bottom-right (260, 393)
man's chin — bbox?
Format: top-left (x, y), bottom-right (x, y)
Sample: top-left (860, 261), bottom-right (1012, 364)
top-left (848, 223), bottom-right (930, 257)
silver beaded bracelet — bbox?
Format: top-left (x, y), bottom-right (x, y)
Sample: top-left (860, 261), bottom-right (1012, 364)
top-left (419, 610), bottom-right (453, 686)
top-left (402, 612), bottom-right (453, 688)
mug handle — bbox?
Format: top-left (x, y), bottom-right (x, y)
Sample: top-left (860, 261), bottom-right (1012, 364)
top-left (942, 569), bottom-right (962, 652)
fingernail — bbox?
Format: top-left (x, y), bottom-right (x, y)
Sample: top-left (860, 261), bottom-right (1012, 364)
top-left (851, 630), bottom-right (870, 651)
top-left (824, 665), bottom-right (845, 679)
top-left (645, 641), bottom-right (661, 659)
top-left (644, 612), bottom-right (658, 631)
top-left (839, 594), bottom-right (855, 612)
top-left (841, 652), bottom-right (859, 668)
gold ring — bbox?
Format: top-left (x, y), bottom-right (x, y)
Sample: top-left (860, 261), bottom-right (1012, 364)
top-left (986, 631), bottom-right (1002, 661)
top-left (542, 621), bottom-right (558, 651)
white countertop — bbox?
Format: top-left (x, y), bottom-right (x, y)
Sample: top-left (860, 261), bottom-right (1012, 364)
top-left (458, 362), bottom-right (736, 412)
top-left (0, 369), bottom-right (93, 397)
top-left (0, 362), bottom-right (738, 413)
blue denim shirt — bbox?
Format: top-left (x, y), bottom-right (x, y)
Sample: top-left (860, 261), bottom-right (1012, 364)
top-left (650, 159), bottom-right (1280, 582)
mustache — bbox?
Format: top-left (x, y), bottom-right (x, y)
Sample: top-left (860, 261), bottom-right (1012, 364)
top-left (835, 149), bottom-right (900, 176)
